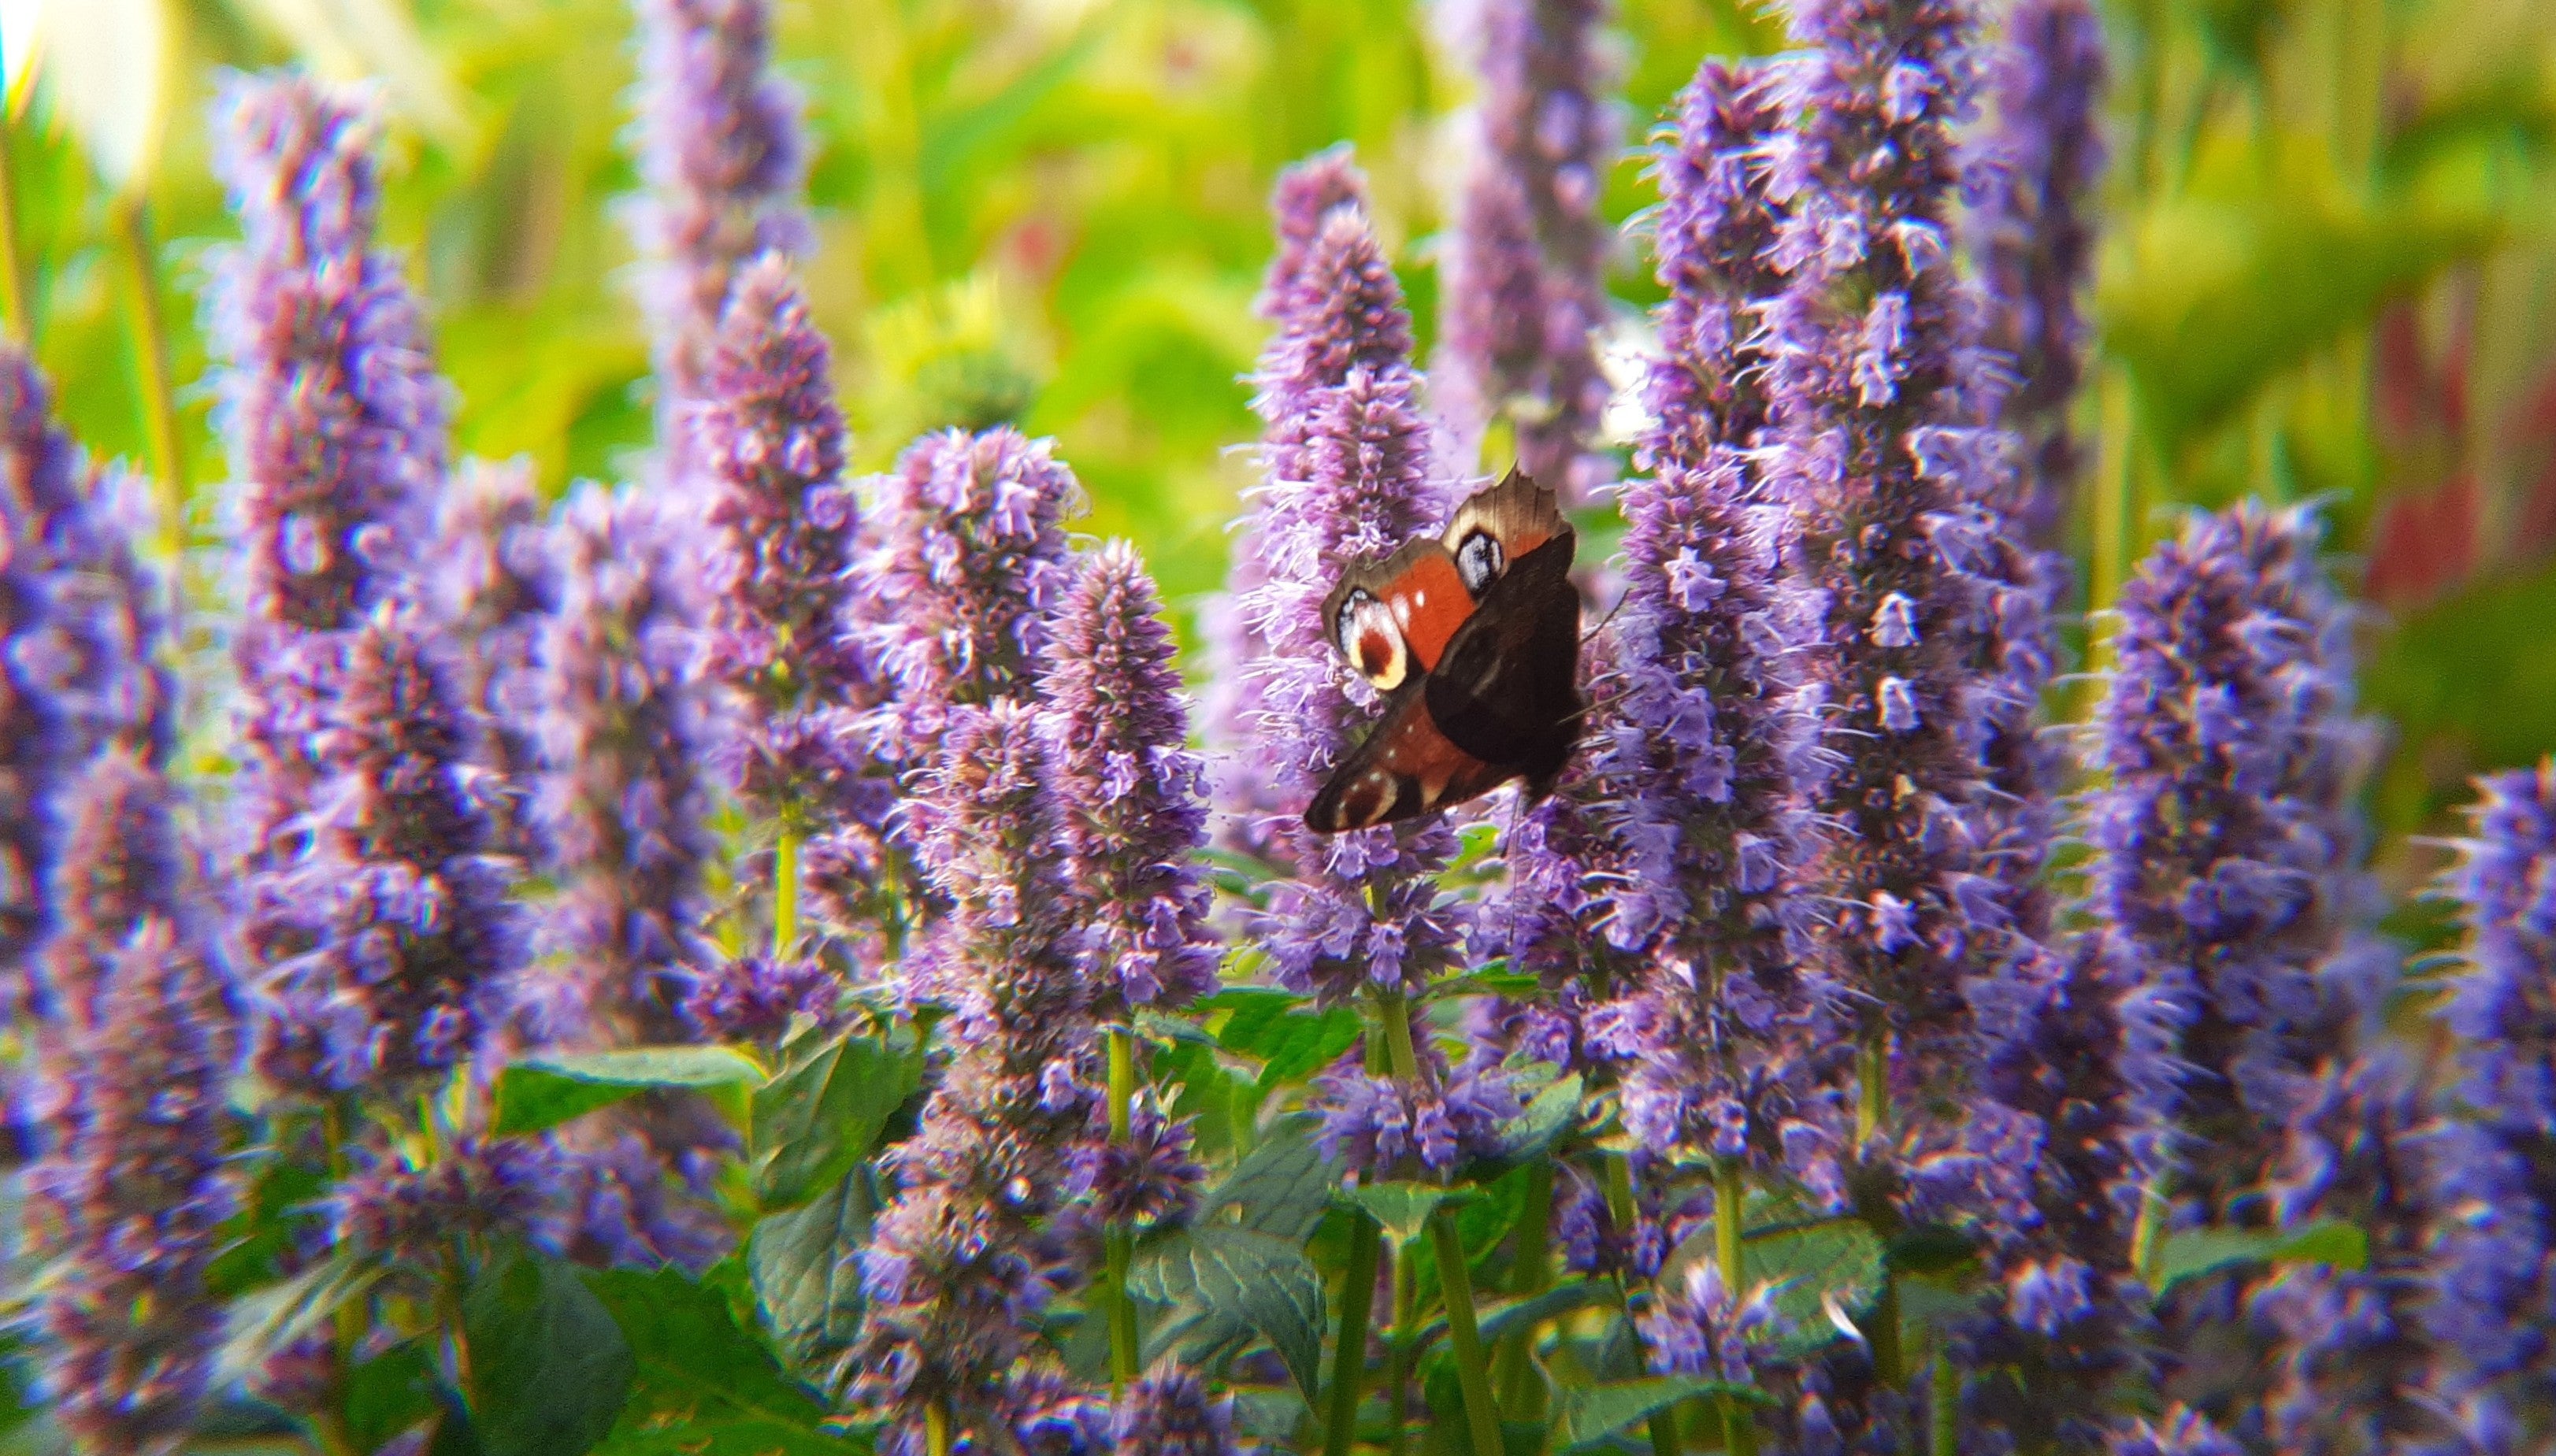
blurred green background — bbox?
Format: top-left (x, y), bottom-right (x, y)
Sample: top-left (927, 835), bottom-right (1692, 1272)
top-left (7, 0), bottom-right (2555, 879)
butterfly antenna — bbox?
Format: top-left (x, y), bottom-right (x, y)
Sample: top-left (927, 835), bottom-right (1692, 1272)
top-left (1580, 583), bottom-right (1631, 645)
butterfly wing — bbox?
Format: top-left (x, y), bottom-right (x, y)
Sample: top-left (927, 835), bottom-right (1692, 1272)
top-left (1304, 680), bottom-right (1518, 833)
top-left (1319, 539), bottom-right (1475, 691)
top-left (1422, 528), bottom-right (1584, 790)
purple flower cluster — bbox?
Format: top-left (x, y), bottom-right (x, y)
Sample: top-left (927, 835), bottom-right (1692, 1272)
top-left (23, 916), bottom-right (236, 1455)
top-left (325, 1135), bottom-right (547, 1274)
top-left (848, 701), bottom-right (1100, 1443)
top-left (627, 0), bottom-right (811, 476)
top-left (1110, 1362), bottom-right (1241, 1456)
top-left (32, 749), bottom-right (188, 1034)
top-left (1438, 0), bottom-right (1619, 501)
top-left (0, 349), bottom-right (172, 1000)
top-left (531, 483), bottom-right (722, 1043)
top-left (424, 460), bottom-right (556, 856)
top-left (254, 608), bottom-right (521, 1095)
top-left (1064, 1095), bottom-right (1205, 1232)
top-left (1311, 1029), bottom-right (1518, 1176)
top-left (2089, 502), bottom-right (2380, 1220)
top-left (1640, 1259), bottom-right (1783, 1386)
top-left (2422, 761), bottom-right (2556, 1436)
top-left (1037, 541), bottom-right (1220, 1013)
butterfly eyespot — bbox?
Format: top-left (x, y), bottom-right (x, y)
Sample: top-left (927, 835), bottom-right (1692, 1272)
top-left (1454, 530), bottom-right (1505, 595)
top-left (1334, 589), bottom-right (1409, 689)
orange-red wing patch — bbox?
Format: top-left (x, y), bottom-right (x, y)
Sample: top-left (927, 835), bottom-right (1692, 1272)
top-left (1321, 539), bottom-right (1475, 689)
top-left (1305, 684), bottom-right (1515, 833)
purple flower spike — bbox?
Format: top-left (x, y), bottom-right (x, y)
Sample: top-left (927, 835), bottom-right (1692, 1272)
top-left (24, 917), bottom-right (236, 1456)
top-left (254, 606), bottom-right (521, 1098)
top-left (2089, 502), bottom-right (2380, 1217)
top-left (35, 749), bottom-right (189, 1032)
top-left (628, 0), bottom-right (811, 479)
top-left (1639, 1258), bottom-right (1783, 1387)
top-left (1438, 0), bottom-right (1619, 501)
top-left (1065, 1095), bottom-right (1205, 1235)
top-left (860, 426), bottom-right (1081, 766)
top-left (0, 348), bottom-right (173, 996)
top-left (425, 460), bottom-right (556, 857)
top-left (2422, 761), bottom-right (2556, 1426)
top-left (1038, 541), bottom-right (1220, 1015)
top-left (325, 1135), bottom-right (547, 1276)
top-left (1311, 1028), bottom-right (1518, 1178)
top-left (1972, 0), bottom-right (2106, 550)
top-left (850, 701), bottom-right (1100, 1444)
top-left (532, 483), bottom-right (722, 1045)
top-left (1111, 1362), bottom-right (1240, 1456)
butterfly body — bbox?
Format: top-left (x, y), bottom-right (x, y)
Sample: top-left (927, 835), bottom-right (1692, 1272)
top-left (1304, 470), bottom-right (1583, 834)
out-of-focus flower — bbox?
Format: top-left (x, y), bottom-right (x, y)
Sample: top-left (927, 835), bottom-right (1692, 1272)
top-left (1640, 1258), bottom-right (1784, 1387)
top-left (34, 747), bottom-right (187, 1032)
top-left (679, 952), bottom-right (845, 1045)
top-left (424, 460), bottom-right (556, 858)
top-left (2108, 1406), bottom-right (2246, 1456)
top-left (325, 1135), bottom-right (547, 1276)
top-left (1064, 1095), bottom-right (1204, 1234)
top-left (1110, 1362), bottom-right (1240, 1456)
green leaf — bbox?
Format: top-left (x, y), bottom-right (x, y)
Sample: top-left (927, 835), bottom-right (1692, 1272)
top-left (463, 1249), bottom-right (636, 1456)
top-left (1343, 1180), bottom-right (1468, 1247)
top-left (1735, 1219), bottom-right (1887, 1359)
top-left (1211, 990), bottom-right (1363, 1088)
top-left (1551, 1376), bottom-right (1771, 1449)
top-left (1491, 1073), bottom-right (1582, 1165)
top-left (747, 1169), bottom-right (874, 1362)
top-left (1127, 1226), bottom-right (1326, 1399)
top-left (216, 1254), bottom-right (385, 1390)
top-left (2153, 1217), bottom-right (2370, 1295)
top-left (493, 1047), bottom-right (765, 1136)
top-left (584, 1265), bottom-right (853, 1455)
top-left (751, 1031), bottom-right (917, 1209)
top-left (344, 1343), bottom-right (440, 1451)
top-left (1883, 1223), bottom-right (1976, 1276)
top-left (1475, 1279), bottom-right (1610, 1347)
top-left (1201, 1118), bottom-right (1337, 1243)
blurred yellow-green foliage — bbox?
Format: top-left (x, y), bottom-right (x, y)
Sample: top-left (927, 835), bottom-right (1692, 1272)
top-left (8, 0), bottom-right (2556, 865)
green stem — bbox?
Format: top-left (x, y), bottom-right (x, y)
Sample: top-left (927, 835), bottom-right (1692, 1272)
top-left (1324, 1215), bottom-right (1383, 1456)
top-left (1716, 1160), bottom-right (1757, 1456)
top-left (1388, 1240), bottom-right (1416, 1456)
top-left (1855, 1034), bottom-right (1889, 1147)
top-left (1374, 989), bottom-right (1420, 1081)
top-left (1494, 1159), bottom-right (1553, 1414)
top-left (0, 98), bottom-right (29, 343)
top-left (1429, 1208), bottom-right (1505, 1456)
top-left (1868, 1273), bottom-right (1905, 1389)
top-left (772, 824), bottom-right (803, 958)
top-left (1648, 1408), bottom-right (1680, 1456)
top-left (114, 195), bottom-right (185, 564)
top-left (2128, 1173), bottom-right (2168, 1288)
top-left (1930, 1350), bottom-right (1957, 1456)
top-left (926, 1401), bottom-right (952, 1456)
top-left (1106, 1025), bottom-right (1138, 1395)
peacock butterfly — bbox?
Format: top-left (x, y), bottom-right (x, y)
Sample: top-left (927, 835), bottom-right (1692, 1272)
top-left (1304, 469), bottom-right (1584, 834)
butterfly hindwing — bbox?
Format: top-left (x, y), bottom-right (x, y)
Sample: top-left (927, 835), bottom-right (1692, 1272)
top-left (1422, 530), bottom-right (1583, 786)
top-left (1303, 681), bottom-right (1517, 833)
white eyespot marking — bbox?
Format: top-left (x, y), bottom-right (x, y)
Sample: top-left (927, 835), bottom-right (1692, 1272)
top-left (1334, 589), bottom-right (1409, 688)
top-left (1454, 530), bottom-right (1504, 595)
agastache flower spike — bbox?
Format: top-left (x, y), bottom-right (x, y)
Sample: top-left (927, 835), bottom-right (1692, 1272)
top-left (2421, 761), bottom-right (2556, 1432)
top-left (35, 750), bottom-right (189, 1031)
top-left (628, 0), bottom-right (811, 482)
top-left (23, 916), bottom-right (237, 1456)
top-left (0, 349), bottom-right (172, 997)
top-left (1110, 1362), bottom-right (1241, 1456)
top-left (531, 483), bottom-right (722, 1045)
top-left (1438, 0), bottom-right (1620, 501)
top-left (1037, 540), bottom-right (1220, 1014)
top-left (255, 607), bottom-right (521, 1095)
top-left (846, 701), bottom-right (1101, 1443)
top-left (424, 461), bottom-right (556, 858)
top-left (1582, 58), bottom-right (1833, 1176)
top-left (860, 425), bottom-right (1081, 766)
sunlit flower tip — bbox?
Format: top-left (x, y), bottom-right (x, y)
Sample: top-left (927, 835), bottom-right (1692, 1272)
top-left (860, 427), bottom-right (1081, 761)
top-left (1038, 541), bottom-right (1221, 1012)
top-left (25, 916), bottom-right (236, 1456)
top-left (38, 748), bottom-right (187, 1028)
top-left (629, 0), bottom-right (811, 417)
top-left (1110, 1362), bottom-right (1239, 1456)
top-left (1262, 144), bottom-right (1371, 317)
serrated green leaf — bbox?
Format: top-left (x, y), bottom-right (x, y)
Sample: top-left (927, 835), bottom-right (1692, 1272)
top-left (2153, 1217), bottom-right (2369, 1294)
top-left (1202, 1118), bottom-right (1337, 1242)
top-left (1344, 1180), bottom-right (1469, 1247)
top-left (1551, 1376), bottom-right (1771, 1449)
top-left (1493, 1073), bottom-right (1582, 1165)
top-left (584, 1265), bottom-right (852, 1455)
top-left (1736, 1219), bottom-right (1886, 1359)
top-left (1127, 1226), bottom-right (1326, 1399)
top-left (463, 1249), bottom-right (635, 1456)
top-left (751, 1032), bottom-right (915, 1209)
top-left (493, 1047), bottom-right (765, 1136)
top-left (747, 1170), bottom-right (874, 1363)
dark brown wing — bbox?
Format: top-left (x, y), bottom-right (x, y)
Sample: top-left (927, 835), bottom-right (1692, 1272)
top-left (1422, 528), bottom-right (1583, 790)
top-left (1304, 681), bottom-right (1519, 833)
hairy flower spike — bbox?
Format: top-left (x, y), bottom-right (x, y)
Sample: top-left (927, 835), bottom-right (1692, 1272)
top-left (848, 701), bottom-right (1100, 1444)
top-left (425, 461), bottom-right (556, 857)
top-left (629, 0), bottom-right (811, 476)
top-left (1037, 541), bottom-right (1220, 1013)
top-left (24, 917), bottom-right (237, 1456)
top-left (35, 750), bottom-right (188, 1032)
top-left (1111, 1362), bottom-right (1241, 1456)
top-left (1438, 0), bottom-right (1620, 499)
top-left (254, 608), bottom-right (520, 1096)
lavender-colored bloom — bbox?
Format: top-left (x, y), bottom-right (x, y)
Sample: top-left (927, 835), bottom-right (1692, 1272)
top-left (1641, 1259), bottom-right (1783, 1386)
top-left (2248, 1044), bottom-right (2443, 1456)
top-left (2107, 1407), bottom-right (2246, 1456)
top-left (23, 917), bottom-right (236, 1456)
top-left (1580, 57), bottom-right (1834, 1176)
top-left (680, 952), bottom-right (846, 1045)
top-left (1311, 1030), bottom-right (1518, 1177)
top-left (627, 0), bottom-right (811, 478)
top-left (424, 459), bottom-right (555, 857)
top-left (2089, 502), bottom-right (2380, 1219)
top-left (1437, 0), bottom-right (1619, 501)
top-left (1110, 1362), bottom-right (1239, 1456)
top-left (848, 701), bottom-right (1099, 1442)
top-left (531, 483), bottom-right (722, 1044)
top-left (859, 425), bottom-right (1081, 766)
top-left (2421, 761), bottom-right (2556, 1430)
top-left (254, 606), bottom-right (520, 1096)
top-left (1002, 1365), bottom-right (1112, 1456)
top-left (325, 1135), bottom-right (547, 1275)
top-left (1037, 541), bottom-right (1219, 1013)
top-left (0, 350), bottom-right (172, 1000)
top-left (34, 750), bottom-right (187, 1032)
top-left (535, 1125), bottom-right (732, 1273)
top-left (1064, 1095), bottom-right (1204, 1233)
top-left (1971, 0), bottom-right (2105, 550)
